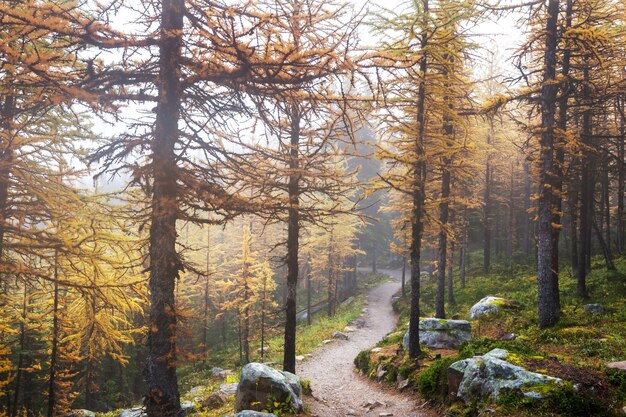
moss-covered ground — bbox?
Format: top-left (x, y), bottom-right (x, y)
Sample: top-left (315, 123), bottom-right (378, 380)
top-left (355, 254), bottom-right (626, 417)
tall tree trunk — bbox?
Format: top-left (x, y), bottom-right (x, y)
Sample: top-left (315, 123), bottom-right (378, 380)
top-left (508, 161), bottom-right (515, 271)
top-left (401, 257), bottom-right (406, 297)
top-left (523, 160), bottom-right (532, 259)
top-left (306, 260), bottom-right (312, 326)
top-left (603, 164), bottom-right (611, 256)
top-left (568, 179), bottom-right (579, 277)
top-left (408, 0), bottom-right (429, 359)
top-left (593, 218), bottom-right (615, 270)
top-left (11, 284), bottom-right (28, 417)
top-left (47, 255), bottom-right (59, 417)
top-left (447, 242), bottom-right (455, 304)
top-left (283, 104), bottom-right (301, 374)
top-left (435, 167), bottom-right (450, 319)
top-left (242, 306), bottom-right (250, 365)
top-left (536, 0), bottom-right (561, 328)
top-left (617, 97), bottom-right (625, 254)
top-left (202, 228), bottom-right (210, 358)
top-left (145, 1), bottom-right (184, 415)
top-left (0, 94), bottom-right (14, 262)
top-left (577, 61), bottom-right (593, 298)
top-left (85, 296), bottom-right (97, 411)
top-left (548, 0), bottom-right (571, 307)
top-left (484, 116), bottom-right (494, 274)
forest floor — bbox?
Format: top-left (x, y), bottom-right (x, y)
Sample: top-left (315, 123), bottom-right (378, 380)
top-left (298, 269), bottom-right (438, 417)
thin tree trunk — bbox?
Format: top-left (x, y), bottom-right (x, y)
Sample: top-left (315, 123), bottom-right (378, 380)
top-left (144, 1), bottom-right (184, 415)
top-left (12, 285), bottom-right (28, 417)
top-left (306, 260), bottom-right (312, 326)
top-left (0, 94), bottom-right (14, 263)
top-left (202, 228), bottom-right (210, 358)
top-left (523, 160), bottom-right (532, 259)
top-left (617, 98), bottom-right (625, 254)
top-left (508, 161), bottom-right (515, 270)
top-left (484, 116), bottom-right (494, 274)
top-left (283, 104), bottom-right (301, 374)
top-left (408, 0), bottom-right (429, 359)
top-left (447, 242), bottom-right (454, 304)
top-left (436, 167), bottom-right (450, 319)
top-left (242, 306), bottom-right (250, 365)
top-left (568, 180), bottom-right (579, 277)
top-left (401, 257), bottom-right (406, 297)
top-left (593, 218), bottom-right (615, 270)
top-left (578, 61), bottom-right (593, 298)
top-left (536, 0), bottom-right (561, 328)
top-left (47, 254), bottom-right (59, 417)
top-left (603, 165), bottom-right (611, 256)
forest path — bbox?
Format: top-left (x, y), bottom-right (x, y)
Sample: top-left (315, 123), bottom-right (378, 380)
top-left (297, 269), bottom-right (437, 417)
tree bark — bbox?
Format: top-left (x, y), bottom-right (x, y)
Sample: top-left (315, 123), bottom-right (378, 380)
top-left (435, 167), bottom-right (450, 319)
top-left (0, 94), bottom-right (15, 262)
top-left (618, 97), bottom-right (625, 254)
top-left (483, 116), bottom-right (493, 274)
top-left (283, 104), bottom-right (301, 374)
top-left (577, 62), bottom-right (593, 298)
top-left (401, 257), bottom-right (406, 297)
top-left (47, 254), bottom-right (59, 417)
top-left (536, 0), bottom-right (561, 328)
top-left (144, 1), bottom-right (185, 415)
top-left (408, 0), bottom-right (429, 359)
top-left (447, 242), bottom-right (454, 304)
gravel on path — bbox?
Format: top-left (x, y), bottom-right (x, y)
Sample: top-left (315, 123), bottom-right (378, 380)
top-left (297, 269), bottom-right (439, 417)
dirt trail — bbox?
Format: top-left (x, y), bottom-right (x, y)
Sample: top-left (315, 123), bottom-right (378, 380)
top-left (297, 269), bottom-right (437, 417)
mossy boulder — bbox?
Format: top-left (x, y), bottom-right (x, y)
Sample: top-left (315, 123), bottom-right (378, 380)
top-left (402, 318), bottom-right (472, 349)
top-left (448, 348), bottom-right (562, 404)
top-left (469, 296), bottom-right (519, 319)
top-left (235, 363), bottom-right (303, 413)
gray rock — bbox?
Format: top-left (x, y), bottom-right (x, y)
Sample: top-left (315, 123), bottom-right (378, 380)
top-left (402, 318), bottom-right (472, 349)
top-left (234, 412), bottom-right (278, 417)
top-left (118, 408), bottom-right (145, 417)
top-left (188, 385), bottom-right (205, 395)
top-left (584, 303), bottom-right (605, 314)
top-left (235, 362), bottom-right (303, 413)
top-left (448, 348), bottom-right (562, 403)
top-left (211, 366), bottom-right (224, 377)
top-left (469, 296), bottom-right (518, 319)
top-left (332, 331), bottom-right (349, 340)
top-left (180, 401), bottom-right (194, 413)
top-left (397, 378), bottom-right (410, 391)
top-left (203, 391), bottom-right (228, 409)
top-left (65, 410), bottom-right (95, 417)
top-left (220, 382), bottom-right (239, 396)
top-left (607, 361), bottom-right (626, 372)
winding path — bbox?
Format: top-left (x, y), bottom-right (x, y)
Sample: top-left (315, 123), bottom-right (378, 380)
top-left (297, 269), bottom-right (437, 417)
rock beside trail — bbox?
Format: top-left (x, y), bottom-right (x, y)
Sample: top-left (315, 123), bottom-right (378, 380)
top-left (234, 412), bottom-right (278, 417)
top-left (65, 410), bottom-right (95, 417)
top-left (332, 331), bottom-right (349, 340)
top-left (203, 391), bottom-right (228, 409)
top-left (211, 367), bottom-right (234, 379)
top-left (235, 362), bottom-right (303, 413)
top-left (118, 408), bottom-right (145, 417)
top-left (402, 318), bottom-right (472, 349)
top-left (180, 401), bottom-right (194, 413)
top-left (607, 361), bottom-right (626, 372)
top-left (469, 296), bottom-right (519, 319)
top-left (220, 382), bottom-right (239, 396)
top-left (448, 348), bottom-right (562, 403)
top-left (584, 303), bottom-right (605, 314)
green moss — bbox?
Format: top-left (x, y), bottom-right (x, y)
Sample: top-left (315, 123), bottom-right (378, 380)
top-left (417, 356), bottom-right (458, 401)
top-left (354, 350), bottom-right (371, 374)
